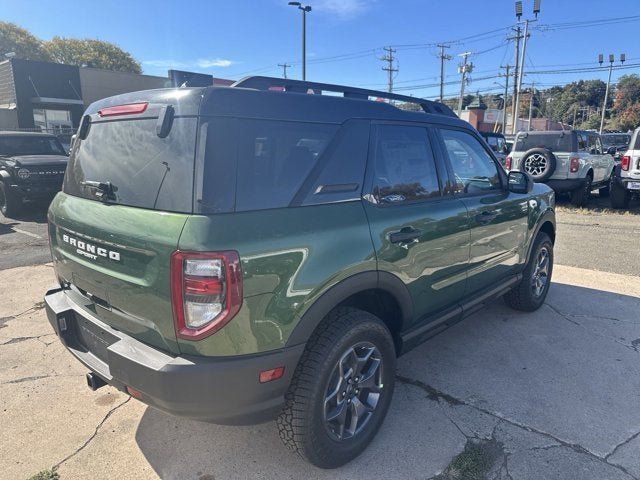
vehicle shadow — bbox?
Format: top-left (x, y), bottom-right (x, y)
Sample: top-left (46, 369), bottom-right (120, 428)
top-left (555, 191), bottom-right (640, 215)
top-left (0, 203), bottom-right (49, 225)
top-left (134, 282), bottom-right (640, 479)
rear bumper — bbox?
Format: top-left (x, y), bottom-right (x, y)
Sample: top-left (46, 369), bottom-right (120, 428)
top-left (614, 176), bottom-right (640, 193)
top-left (45, 286), bottom-right (305, 425)
top-left (543, 178), bottom-right (586, 193)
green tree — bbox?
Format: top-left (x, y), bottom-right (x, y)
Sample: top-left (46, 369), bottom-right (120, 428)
top-left (44, 37), bottom-right (141, 74)
top-left (0, 22), bottom-right (51, 61)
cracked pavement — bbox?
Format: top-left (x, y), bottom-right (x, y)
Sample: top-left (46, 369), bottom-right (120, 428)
top-left (2, 255), bottom-right (640, 478)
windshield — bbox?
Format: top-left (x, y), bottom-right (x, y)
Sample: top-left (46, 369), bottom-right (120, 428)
top-left (0, 136), bottom-right (66, 156)
top-left (515, 133), bottom-right (573, 152)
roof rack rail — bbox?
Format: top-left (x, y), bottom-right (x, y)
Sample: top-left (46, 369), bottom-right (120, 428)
top-left (231, 76), bottom-right (457, 118)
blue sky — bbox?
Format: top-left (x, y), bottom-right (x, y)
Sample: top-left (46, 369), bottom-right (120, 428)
top-left (4, 0), bottom-right (640, 99)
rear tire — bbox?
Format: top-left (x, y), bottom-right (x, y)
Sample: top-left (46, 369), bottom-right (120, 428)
top-left (570, 174), bottom-right (592, 207)
top-left (504, 232), bottom-right (553, 312)
top-left (610, 179), bottom-right (631, 209)
top-left (0, 181), bottom-right (21, 218)
top-left (277, 307), bottom-right (396, 469)
top-left (599, 173), bottom-right (613, 197)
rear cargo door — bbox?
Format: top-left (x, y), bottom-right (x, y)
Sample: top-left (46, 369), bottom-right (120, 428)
top-left (48, 90), bottom-right (202, 354)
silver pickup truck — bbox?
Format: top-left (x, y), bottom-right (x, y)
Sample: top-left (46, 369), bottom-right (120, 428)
top-left (506, 130), bottom-right (616, 207)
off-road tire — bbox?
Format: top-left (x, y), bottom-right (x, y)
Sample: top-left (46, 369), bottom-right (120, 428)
top-left (599, 172), bottom-right (614, 197)
top-left (610, 179), bottom-right (631, 209)
top-left (504, 232), bottom-right (553, 312)
top-left (570, 174), bottom-right (592, 207)
top-left (277, 307), bottom-right (396, 469)
top-left (520, 148), bottom-right (557, 182)
top-left (0, 181), bottom-right (20, 218)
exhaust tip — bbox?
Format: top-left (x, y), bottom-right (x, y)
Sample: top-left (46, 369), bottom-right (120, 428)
top-left (86, 372), bottom-right (106, 391)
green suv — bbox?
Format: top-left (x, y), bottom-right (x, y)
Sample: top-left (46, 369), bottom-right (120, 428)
top-left (45, 76), bottom-right (556, 468)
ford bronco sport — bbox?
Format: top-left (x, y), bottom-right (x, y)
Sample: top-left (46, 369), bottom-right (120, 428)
top-left (506, 130), bottom-right (615, 207)
top-left (610, 126), bottom-right (640, 209)
top-left (45, 77), bottom-right (556, 468)
top-left (0, 131), bottom-right (68, 217)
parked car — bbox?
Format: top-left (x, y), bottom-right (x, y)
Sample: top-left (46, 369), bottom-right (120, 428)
top-left (610, 127), bottom-right (640, 209)
top-left (506, 130), bottom-right (615, 207)
top-left (601, 132), bottom-right (631, 162)
top-left (480, 131), bottom-right (509, 167)
top-left (0, 131), bottom-right (68, 217)
top-left (45, 77), bottom-right (556, 468)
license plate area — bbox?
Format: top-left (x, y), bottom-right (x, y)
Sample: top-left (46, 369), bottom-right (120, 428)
top-left (627, 181), bottom-right (640, 190)
top-left (72, 314), bottom-right (118, 363)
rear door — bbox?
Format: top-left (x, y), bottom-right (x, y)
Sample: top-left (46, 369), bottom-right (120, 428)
top-left (363, 122), bottom-right (470, 329)
top-left (48, 91), bottom-right (202, 354)
top-left (436, 127), bottom-right (528, 296)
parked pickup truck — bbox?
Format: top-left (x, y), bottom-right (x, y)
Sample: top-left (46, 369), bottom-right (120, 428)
top-left (506, 130), bottom-right (615, 207)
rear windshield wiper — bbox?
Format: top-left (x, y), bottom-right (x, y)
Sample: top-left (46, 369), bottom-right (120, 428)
top-left (81, 180), bottom-right (118, 202)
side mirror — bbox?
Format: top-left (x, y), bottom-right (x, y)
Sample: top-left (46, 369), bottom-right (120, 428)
top-left (508, 171), bottom-right (533, 194)
top-left (607, 146), bottom-right (617, 155)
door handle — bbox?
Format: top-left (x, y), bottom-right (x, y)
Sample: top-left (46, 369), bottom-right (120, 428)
top-left (389, 227), bottom-right (422, 244)
top-left (476, 211), bottom-right (497, 224)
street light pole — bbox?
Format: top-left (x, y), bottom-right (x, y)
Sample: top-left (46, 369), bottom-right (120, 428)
top-left (289, 2), bottom-right (312, 81)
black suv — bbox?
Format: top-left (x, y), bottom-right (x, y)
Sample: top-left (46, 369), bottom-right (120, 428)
top-left (46, 77), bottom-right (556, 468)
top-left (0, 132), bottom-right (68, 217)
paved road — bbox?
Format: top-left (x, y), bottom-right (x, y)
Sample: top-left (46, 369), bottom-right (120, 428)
top-left (2, 264), bottom-right (639, 479)
top-left (0, 204), bottom-right (49, 270)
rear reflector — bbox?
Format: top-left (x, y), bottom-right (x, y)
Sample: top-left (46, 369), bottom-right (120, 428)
top-left (259, 367), bottom-right (285, 383)
top-left (98, 102), bottom-right (148, 117)
top-left (126, 386), bottom-right (143, 399)
top-left (621, 155), bottom-right (630, 171)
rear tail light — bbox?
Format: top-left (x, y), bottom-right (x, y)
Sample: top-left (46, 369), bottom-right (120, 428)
top-left (98, 102), bottom-right (148, 117)
top-left (171, 251), bottom-right (242, 340)
top-left (621, 155), bottom-right (630, 171)
top-left (505, 156), bottom-right (512, 170)
top-left (569, 157), bottom-right (580, 173)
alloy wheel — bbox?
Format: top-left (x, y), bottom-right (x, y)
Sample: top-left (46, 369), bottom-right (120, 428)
top-left (531, 246), bottom-right (550, 298)
top-left (323, 342), bottom-right (384, 441)
top-left (523, 153), bottom-right (548, 177)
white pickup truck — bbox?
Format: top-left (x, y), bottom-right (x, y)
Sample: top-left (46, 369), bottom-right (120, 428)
top-left (611, 127), bottom-right (640, 209)
top-left (506, 130), bottom-right (616, 207)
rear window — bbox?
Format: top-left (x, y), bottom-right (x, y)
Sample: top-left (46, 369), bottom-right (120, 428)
top-left (514, 133), bottom-right (573, 152)
top-left (0, 136), bottom-right (66, 156)
top-left (64, 117), bottom-right (197, 213)
top-left (602, 134), bottom-right (630, 147)
top-left (200, 118), bottom-right (339, 212)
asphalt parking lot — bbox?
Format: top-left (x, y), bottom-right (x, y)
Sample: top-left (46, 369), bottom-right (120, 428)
top-left (1, 194), bottom-right (640, 480)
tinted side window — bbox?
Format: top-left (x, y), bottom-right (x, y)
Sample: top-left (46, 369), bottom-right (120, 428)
top-left (234, 119), bottom-right (338, 212)
top-left (440, 128), bottom-right (501, 194)
top-left (578, 133), bottom-right (588, 151)
top-left (372, 125), bottom-right (441, 204)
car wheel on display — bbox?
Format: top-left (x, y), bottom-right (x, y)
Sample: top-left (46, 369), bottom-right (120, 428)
top-left (277, 307), bottom-right (396, 469)
top-left (570, 174), bottom-right (592, 207)
top-left (0, 181), bottom-right (21, 218)
top-left (504, 232), bottom-right (554, 312)
top-left (520, 148), bottom-right (557, 182)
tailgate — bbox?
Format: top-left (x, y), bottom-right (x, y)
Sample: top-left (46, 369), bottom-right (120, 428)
top-left (48, 194), bottom-right (188, 353)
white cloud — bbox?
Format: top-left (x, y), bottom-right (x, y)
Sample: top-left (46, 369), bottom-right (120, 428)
top-left (143, 58), bottom-right (235, 70)
top-left (314, 0), bottom-right (370, 18)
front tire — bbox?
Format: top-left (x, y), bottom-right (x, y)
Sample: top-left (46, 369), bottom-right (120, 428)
top-left (504, 232), bottom-right (553, 312)
top-left (277, 307), bottom-right (396, 469)
top-left (610, 179), bottom-right (631, 209)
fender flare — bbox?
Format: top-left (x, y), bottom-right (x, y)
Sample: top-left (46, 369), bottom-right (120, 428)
top-left (285, 270), bottom-right (414, 347)
top-left (526, 208), bottom-right (556, 262)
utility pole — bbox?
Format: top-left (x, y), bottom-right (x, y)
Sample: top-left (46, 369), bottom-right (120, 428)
top-left (508, 26), bottom-right (523, 132)
top-left (288, 2), bottom-right (312, 80)
top-left (278, 63), bottom-right (291, 79)
top-left (511, 0), bottom-right (540, 134)
top-left (527, 82), bottom-right (535, 131)
top-left (437, 44), bottom-right (452, 103)
top-left (501, 65), bottom-right (511, 133)
top-left (457, 52), bottom-right (473, 116)
top-left (381, 47), bottom-right (398, 93)
top-left (599, 53), bottom-right (625, 134)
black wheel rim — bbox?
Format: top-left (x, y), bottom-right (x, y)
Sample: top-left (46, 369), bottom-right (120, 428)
top-left (531, 246), bottom-right (550, 298)
top-left (523, 153), bottom-right (548, 177)
top-left (323, 342), bottom-right (384, 441)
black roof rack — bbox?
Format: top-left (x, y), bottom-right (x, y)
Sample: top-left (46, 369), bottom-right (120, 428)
top-left (231, 76), bottom-right (457, 118)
